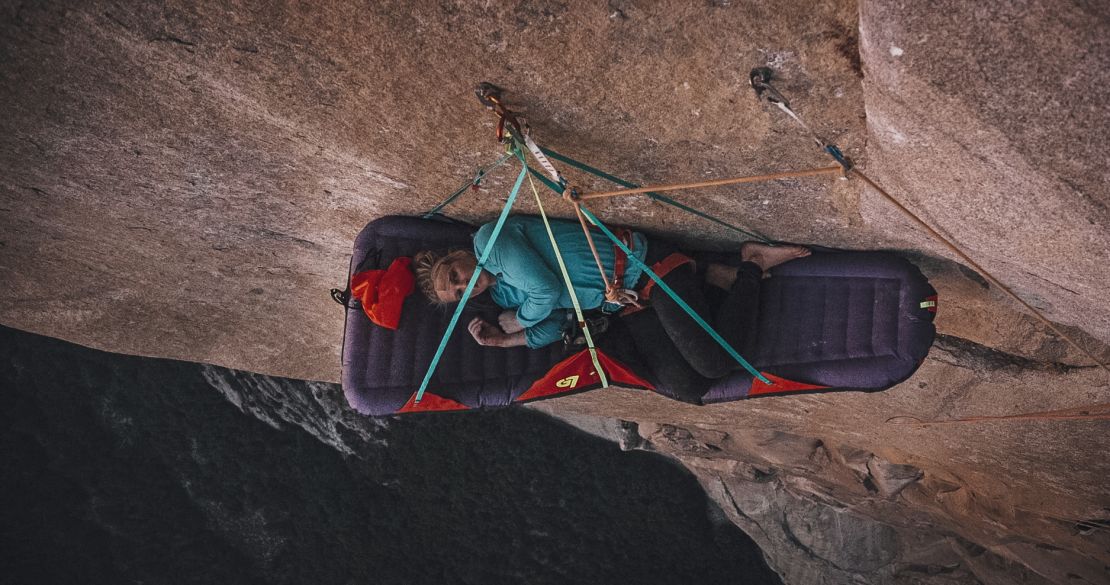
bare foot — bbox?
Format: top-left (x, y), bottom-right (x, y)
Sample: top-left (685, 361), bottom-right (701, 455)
top-left (740, 242), bottom-right (811, 273)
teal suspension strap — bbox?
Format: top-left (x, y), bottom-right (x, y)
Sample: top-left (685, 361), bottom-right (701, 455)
top-left (524, 168), bottom-right (610, 388)
top-left (509, 140), bottom-right (610, 387)
top-left (414, 161), bottom-right (529, 404)
top-left (527, 166), bottom-right (564, 195)
top-left (422, 152), bottom-right (514, 218)
top-left (539, 147), bottom-right (772, 243)
top-left (576, 204), bottom-right (772, 385)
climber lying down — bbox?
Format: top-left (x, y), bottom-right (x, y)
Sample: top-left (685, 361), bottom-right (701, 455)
top-left (413, 215), bottom-right (809, 402)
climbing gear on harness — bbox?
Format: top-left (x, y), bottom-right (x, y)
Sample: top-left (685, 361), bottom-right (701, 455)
top-left (563, 311), bottom-right (611, 348)
top-left (576, 204), bottom-right (772, 386)
top-left (619, 252), bottom-right (697, 316)
top-left (604, 228), bottom-right (642, 311)
top-left (752, 68), bottom-right (1108, 375)
top-left (523, 161), bottom-right (610, 388)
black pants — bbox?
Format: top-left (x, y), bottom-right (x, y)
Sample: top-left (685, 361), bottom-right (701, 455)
top-left (622, 241), bottom-right (761, 404)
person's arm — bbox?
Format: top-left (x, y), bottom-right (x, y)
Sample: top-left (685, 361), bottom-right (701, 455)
top-left (467, 308), bottom-right (568, 348)
top-left (468, 317), bottom-right (527, 347)
top-left (522, 311), bottom-right (567, 348)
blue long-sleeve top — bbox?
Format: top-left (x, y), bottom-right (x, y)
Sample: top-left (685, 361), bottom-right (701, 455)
top-left (473, 216), bottom-right (649, 348)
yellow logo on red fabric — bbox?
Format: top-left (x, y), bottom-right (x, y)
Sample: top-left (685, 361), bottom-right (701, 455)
top-left (556, 375), bottom-right (579, 388)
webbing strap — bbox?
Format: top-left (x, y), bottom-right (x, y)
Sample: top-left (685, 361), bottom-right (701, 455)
top-left (524, 170), bottom-right (610, 388)
top-left (522, 132), bottom-right (563, 185)
top-left (527, 166), bottom-right (565, 195)
top-left (414, 162), bottom-right (529, 404)
top-left (513, 138), bottom-right (617, 301)
top-left (538, 147), bottom-right (772, 243)
top-left (576, 205), bottom-right (771, 385)
top-left (422, 152), bottom-right (514, 218)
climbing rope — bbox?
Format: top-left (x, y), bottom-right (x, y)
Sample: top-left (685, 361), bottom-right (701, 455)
top-left (886, 402), bottom-right (1110, 425)
top-left (577, 166), bottom-right (843, 200)
top-left (570, 201), bottom-right (618, 300)
top-left (524, 166), bottom-right (610, 388)
top-left (853, 170), bottom-right (1109, 375)
top-left (538, 146), bottom-right (774, 243)
top-left (410, 76), bottom-right (1110, 416)
top-left (469, 108), bottom-right (771, 384)
top-left (576, 203), bottom-right (772, 386)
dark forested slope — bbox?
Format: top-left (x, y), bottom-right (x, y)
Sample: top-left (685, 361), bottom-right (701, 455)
top-left (0, 326), bottom-right (778, 585)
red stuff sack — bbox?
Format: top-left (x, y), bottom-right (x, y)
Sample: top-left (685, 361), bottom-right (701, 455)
top-left (350, 257), bottom-right (414, 330)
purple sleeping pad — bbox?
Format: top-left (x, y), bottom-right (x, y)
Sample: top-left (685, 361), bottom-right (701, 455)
top-left (702, 250), bottom-right (937, 403)
top-left (340, 216), bottom-right (937, 415)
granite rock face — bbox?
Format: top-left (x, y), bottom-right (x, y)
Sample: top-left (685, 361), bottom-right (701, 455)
top-left (857, 0), bottom-right (1110, 343)
top-left (2, 1), bottom-right (1109, 584)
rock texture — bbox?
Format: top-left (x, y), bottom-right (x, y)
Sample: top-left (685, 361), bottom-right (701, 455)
top-left (857, 0), bottom-right (1110, 342)
top-left (2, 1), bottom-right (1109, 584)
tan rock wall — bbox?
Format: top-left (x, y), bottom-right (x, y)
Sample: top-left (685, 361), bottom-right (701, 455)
top-left (3, 2), bottom-right (1110, 582)
top-left (858, 0), bottom-right (1110, 342)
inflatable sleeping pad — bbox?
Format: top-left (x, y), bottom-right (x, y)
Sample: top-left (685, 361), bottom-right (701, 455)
top-left (340, 216), bottom-right (937, 415)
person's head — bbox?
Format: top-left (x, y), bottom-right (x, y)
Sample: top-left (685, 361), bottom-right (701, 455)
top-left (413, 249), bottom-right (494, 304)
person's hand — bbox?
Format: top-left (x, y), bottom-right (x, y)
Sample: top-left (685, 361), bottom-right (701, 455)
top-left (467, 317), bottom-right (505, 347)
top-left (497, 310), bottom-right (525, 334)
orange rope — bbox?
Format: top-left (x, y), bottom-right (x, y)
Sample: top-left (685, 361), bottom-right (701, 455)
top-left (849, 169), bottom-right (1109, 375)
top-left (886, 402), bottom-right (1110, 425)
top-left (571, 201), bottom-right (615, 296)
top-left (577, 166), bottom-right (843, 200)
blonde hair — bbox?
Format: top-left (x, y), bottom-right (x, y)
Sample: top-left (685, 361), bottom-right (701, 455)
top-left (413, 249), bottom-right (474, 304)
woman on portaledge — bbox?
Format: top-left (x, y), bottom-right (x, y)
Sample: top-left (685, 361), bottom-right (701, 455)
top-left (414, 215), bottom-right (809, 403)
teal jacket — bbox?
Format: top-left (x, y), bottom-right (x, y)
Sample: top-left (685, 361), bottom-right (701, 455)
top-left (473, 216), bottom-right (649, 348)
